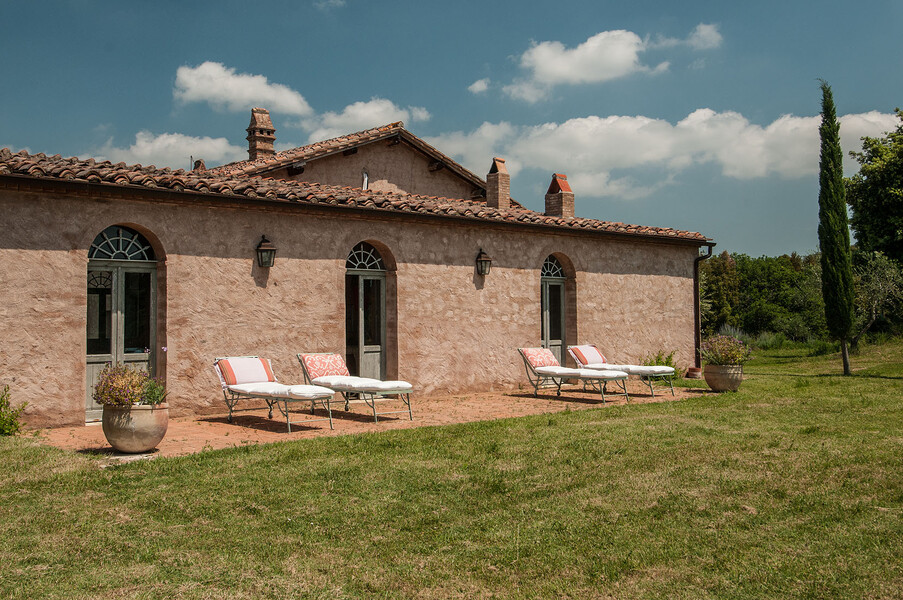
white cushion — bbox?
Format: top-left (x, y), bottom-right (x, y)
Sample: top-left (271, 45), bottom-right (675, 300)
top-left (535, 365), bottom-right (583, 377)
top-left (287, 384), bottom-right (335, 399)
top-left (623, 365), bottom-right (674, 376)
top-left (228, 382), bottom-right (294, 398)
top-left (576, 369), bottom-right (628, 380)
top-left (312, 375), bottom-right (377, 389)
top-left (352, 380), bottom-right (413, 393)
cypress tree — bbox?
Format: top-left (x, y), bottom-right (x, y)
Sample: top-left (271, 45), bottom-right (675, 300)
top-left (817, 80), bottom-right (855, 375)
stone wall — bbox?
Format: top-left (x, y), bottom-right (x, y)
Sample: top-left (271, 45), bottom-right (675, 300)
top-left (0, 187), bottom-right (698, 427)
top-left (268, 141), bottom-right (479, 200)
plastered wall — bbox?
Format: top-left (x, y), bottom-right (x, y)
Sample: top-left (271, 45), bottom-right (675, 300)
top-left (0, 188), bottom-right (698, 426)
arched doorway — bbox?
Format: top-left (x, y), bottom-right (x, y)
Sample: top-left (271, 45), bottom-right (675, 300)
top-left (345, 242), bottom-right (387, 379)
top-left (541, 255), bottom-right (567, 364)
top-left (85, 226), bottom-right (158, 421)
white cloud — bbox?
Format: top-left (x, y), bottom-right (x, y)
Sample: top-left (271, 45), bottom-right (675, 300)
top-left (429, 110), bottom-right (898, 200)
top-left (504, 25), bottom-right (718, 102)
top-left (423, 121), bottom-right (518, 175)
top-left (303, 98), bottom-right (430, 142)
top-left (520, 30), bottom-right (651, 85)
top-left (91, 131), bottom-right (245, 170)
top-left (174, 61), bottom-right (313, 116)
top-left (688, 24), bottom-right (723, 50)
top-left (468, 78), bottom-right (490, 94)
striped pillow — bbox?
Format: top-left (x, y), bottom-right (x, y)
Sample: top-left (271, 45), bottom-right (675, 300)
top-left (570, 345), bottom-right (607, 367)
top-left (217, 357), bottom-right (276, 386)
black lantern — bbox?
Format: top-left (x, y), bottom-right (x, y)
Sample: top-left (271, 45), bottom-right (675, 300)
top-left (256, 235), bottom-right (277, 268)
top-left (475, 248), bottom-right (492, 276)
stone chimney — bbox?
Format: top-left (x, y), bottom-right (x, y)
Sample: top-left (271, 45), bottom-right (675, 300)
top-left (486, 157), bottom-right (510, 210)
top-left (545, 173), bottom-right (575, 218)
top-left (246, 108), bottom-right (276, 160)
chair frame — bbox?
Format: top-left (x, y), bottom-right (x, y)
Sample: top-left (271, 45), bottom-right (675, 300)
top-left (214, 356), bottom-right (334, 432)
top-left (517, 348), bottom-right (629, 403)
top-left (297, 353), bottom-right (413, 423)
top-left (567, 345), bottom-right (675, 397)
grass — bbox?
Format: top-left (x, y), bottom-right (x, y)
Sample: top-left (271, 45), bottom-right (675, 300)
top-left (2, 340), bottom-right (902, 599)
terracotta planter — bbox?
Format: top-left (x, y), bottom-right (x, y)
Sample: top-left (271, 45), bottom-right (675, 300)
top-left (685, 367), bottom-right (703, 379)
top-left (704, 365), bottom-right (744, 392)
top-left (101, 403), bottom-right (169, 453)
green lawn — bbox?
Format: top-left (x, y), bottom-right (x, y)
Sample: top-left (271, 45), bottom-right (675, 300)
top-left (2, 341), bottom-right (902, 599)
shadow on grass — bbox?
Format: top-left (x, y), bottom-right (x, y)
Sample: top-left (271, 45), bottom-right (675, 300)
top-left (200, 408), bottom-right (405, 432)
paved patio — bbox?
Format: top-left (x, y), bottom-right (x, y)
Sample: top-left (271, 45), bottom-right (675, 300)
top-left (37, 382), bottom-right (710, 461)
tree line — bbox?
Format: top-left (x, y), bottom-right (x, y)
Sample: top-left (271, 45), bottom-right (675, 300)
top-left (700, 99), bottom-right (903, 354)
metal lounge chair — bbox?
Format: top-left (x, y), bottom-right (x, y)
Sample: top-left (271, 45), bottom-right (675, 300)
top-left (213, 356), bottom-right (335, 432)
top-left (567, 344), bottom-right (675, 397)
top-left (517, 347), bottom-right (630, 402)
top-left (297, 353), bottom-right (413, 423)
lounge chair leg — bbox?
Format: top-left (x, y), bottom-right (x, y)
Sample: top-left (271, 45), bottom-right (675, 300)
top-left (284, 401), bottom-right (291, 433)
top-left (646, 377), bottom-right (655, 397)
top-left (668, 376), bottom-right (675, 396)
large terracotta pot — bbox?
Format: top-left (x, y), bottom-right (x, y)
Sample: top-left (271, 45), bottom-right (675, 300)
top-left (102, 403), bottom-right (169, 453)
top-left (704, 365), bottom-right (744, 392)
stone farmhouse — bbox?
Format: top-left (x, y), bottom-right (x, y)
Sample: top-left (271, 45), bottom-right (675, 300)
top-left (0, 108), bottom-right (713, 427)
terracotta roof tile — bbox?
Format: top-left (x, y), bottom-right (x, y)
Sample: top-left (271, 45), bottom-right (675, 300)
top-left (0, 148), bottom-right (709, 243)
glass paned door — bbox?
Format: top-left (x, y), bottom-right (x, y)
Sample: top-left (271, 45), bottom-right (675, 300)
top-left (85, 264), bottom-right (156, 421)
top-left (541, 279), bottom-right (566, 365)
top-left (345, 273), bottom-right (385, 378)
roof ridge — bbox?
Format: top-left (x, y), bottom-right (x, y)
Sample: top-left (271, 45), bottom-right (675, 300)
top-left (0, 148), bottom-right (709, 243)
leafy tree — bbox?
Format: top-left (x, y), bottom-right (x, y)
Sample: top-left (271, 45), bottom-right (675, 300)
top-left (851, 250), bottom-right (903, 350)
top-left (817, 81), bottom-right (855, 375)
top-left (700, 251), bottom-right (740, 335)
top-left (846, 108), bottom-right (903, 264)
top-left (734, 253), bottom-right (825, 340)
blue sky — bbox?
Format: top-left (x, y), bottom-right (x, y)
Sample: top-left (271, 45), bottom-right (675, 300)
top-left (2, 0), bottom-right (901, 256)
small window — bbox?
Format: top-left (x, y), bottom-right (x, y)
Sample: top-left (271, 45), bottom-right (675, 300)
top-left (362, 170), bottom-right (369, 190)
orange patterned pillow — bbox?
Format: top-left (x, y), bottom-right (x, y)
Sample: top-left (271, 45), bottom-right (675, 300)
top-left (301, 353), bottom-right (350, 379)
top-left (520, 348), bottom-right (560, 368)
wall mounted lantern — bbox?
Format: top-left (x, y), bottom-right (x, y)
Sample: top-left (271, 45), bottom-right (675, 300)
top-left (256, 235), bottom-right (277, 268)
top-left (475, 248), bottom-right (492, 276)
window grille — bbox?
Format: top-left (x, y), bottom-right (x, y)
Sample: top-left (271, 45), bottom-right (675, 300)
top-left (346, 242), bottom-right (385, 270)
top-left (89, 226), bottom-right (155, 261)
top-left (541, 255), bottom-right (565, 278)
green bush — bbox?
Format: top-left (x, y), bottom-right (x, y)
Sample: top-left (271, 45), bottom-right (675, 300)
top-left (641, 350), bottom-right (683, 380)
top-left (807, 339), bottom-right (840, 357)
top-left (753, 331), bottom-right (788, 350)
top-left (0, 385), bottom-right (27, 436)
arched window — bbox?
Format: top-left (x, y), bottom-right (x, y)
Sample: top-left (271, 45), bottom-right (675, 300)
top-left (89, 226), bottom-right (155, 261)
top-left (541, 255), bottom-right (567, 364)
top-left (346, 242), bottom-right (387, 378)
top-left (541, 255), bottom-right (565, 279)
top-left (346, 242), bottom-right (385, 270)
top-left (86, 225), bottom-right (159, 422)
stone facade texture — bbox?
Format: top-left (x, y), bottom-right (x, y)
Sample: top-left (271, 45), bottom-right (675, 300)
top-left (265, 141), bottom-right (480, 200)
top-left (0, 186), bottom-right (698, 427)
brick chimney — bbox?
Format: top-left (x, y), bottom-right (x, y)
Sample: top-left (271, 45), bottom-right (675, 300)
top-left (486, 157), bottom-right (510, 210)
top-left (246, 108), bottom-right (276, 160)
top-left (545, 173), bottom-right (574, 218)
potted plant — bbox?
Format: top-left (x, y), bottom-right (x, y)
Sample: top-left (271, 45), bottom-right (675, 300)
top-left (701, 335), bottom-right (752, 392)
top-left (93, 364), bottom-right (168, 453)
